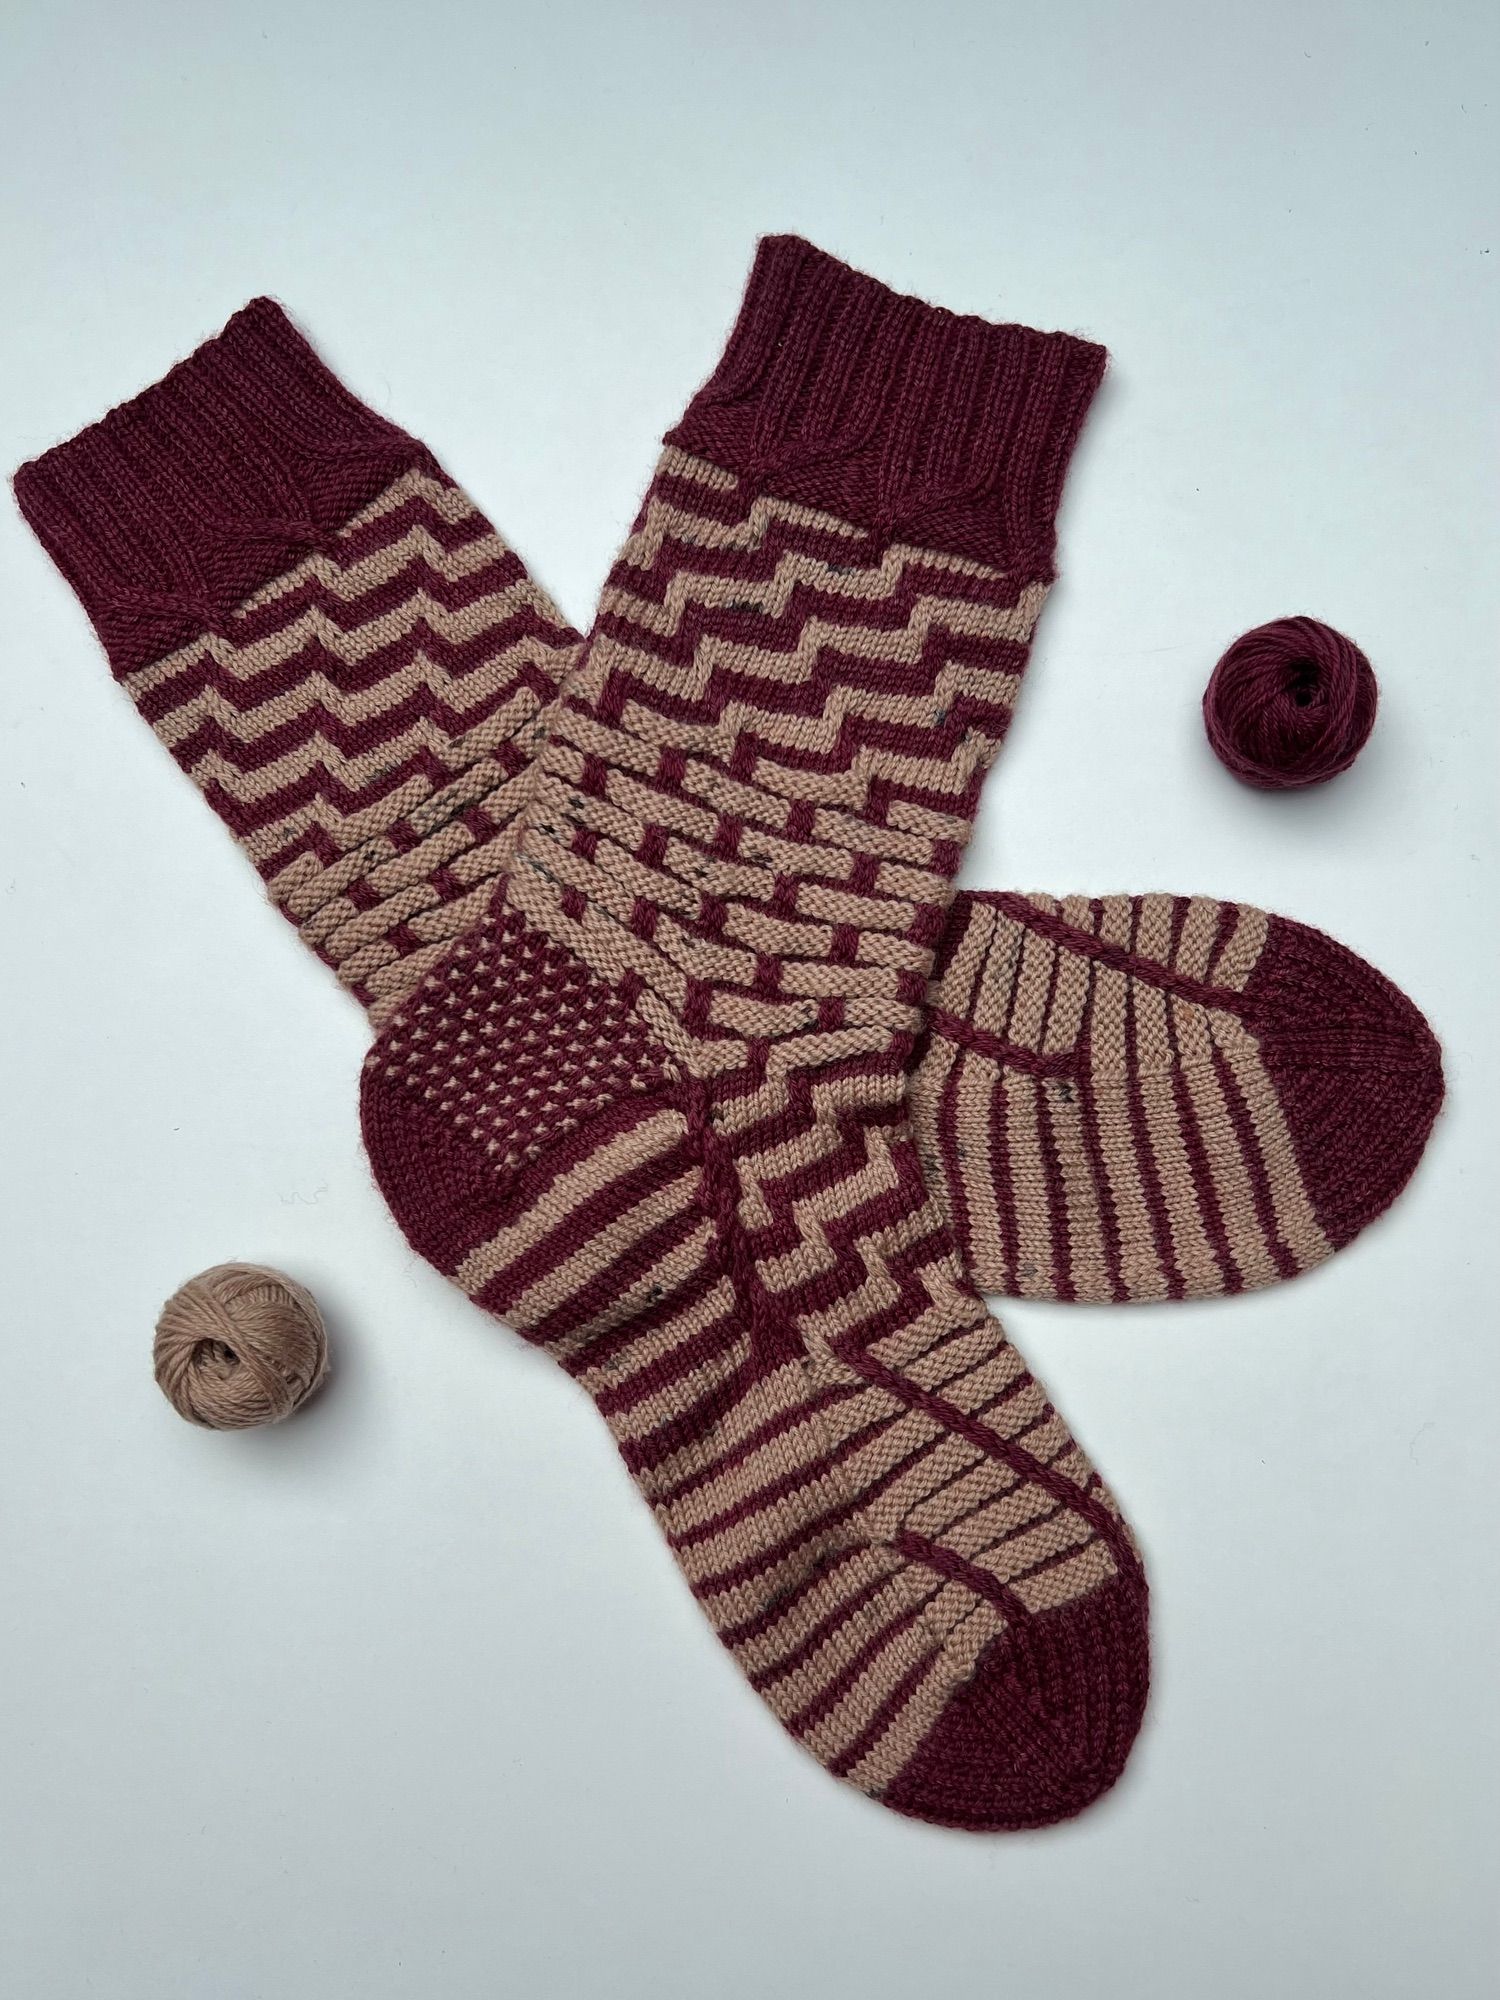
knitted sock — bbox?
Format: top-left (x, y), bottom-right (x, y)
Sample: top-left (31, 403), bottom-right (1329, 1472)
top-left (359, 236), bottom-right (1149, 1825)
top-left (15, 299), bottom-right (1441, 1319)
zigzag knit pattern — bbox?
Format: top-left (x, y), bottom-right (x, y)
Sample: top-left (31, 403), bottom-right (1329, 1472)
top-left (127, 467), bottom-right (582, 1017)
top-left (361, 239), bottom-right (1150, 1827)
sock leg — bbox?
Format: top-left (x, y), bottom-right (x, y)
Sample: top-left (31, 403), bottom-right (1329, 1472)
top-left (14, 300), bottom-right (584, 1023)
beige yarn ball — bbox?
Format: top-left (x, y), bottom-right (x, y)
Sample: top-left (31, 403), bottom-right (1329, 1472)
top-left (153, 1264), bottom-right (329, 1429)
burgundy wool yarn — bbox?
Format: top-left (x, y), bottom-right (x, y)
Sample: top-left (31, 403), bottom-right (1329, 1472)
top-left (1202, 617), bottom-right (1378, 790)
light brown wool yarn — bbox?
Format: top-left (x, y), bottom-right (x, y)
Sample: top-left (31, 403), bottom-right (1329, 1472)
top-left (153, 1264), bottom-right (329, 1429)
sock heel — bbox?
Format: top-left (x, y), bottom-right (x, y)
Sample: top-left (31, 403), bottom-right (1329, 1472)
top-left (360, 905), bottom-right (691, 1325)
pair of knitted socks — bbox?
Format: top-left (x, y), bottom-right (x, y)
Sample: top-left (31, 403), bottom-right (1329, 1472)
top-left (16, 238), bottom-right (1441, 1827)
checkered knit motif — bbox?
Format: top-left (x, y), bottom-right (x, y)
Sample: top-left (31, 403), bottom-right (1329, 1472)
top-left (361, 238), bottom-right (1149, 1827)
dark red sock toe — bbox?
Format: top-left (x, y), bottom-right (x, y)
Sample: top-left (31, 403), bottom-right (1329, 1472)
top-left (884, 1571), bottom-right (1150, 1832)
top-left (1250, 916), bottom-right (1444, 1252)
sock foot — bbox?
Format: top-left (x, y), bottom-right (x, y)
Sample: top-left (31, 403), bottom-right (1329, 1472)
top-left (920, 893), bottom-right (1443, 1303)
top-left (360, 900), bottom-right (1149, 1830)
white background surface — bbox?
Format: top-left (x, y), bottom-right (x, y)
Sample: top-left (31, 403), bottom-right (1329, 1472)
top-left (1, 4), bottom-right (1496, 1995)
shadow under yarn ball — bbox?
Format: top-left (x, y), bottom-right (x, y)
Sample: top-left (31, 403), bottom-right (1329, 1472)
top-left (153, 1264), bottom-right (329, 1429)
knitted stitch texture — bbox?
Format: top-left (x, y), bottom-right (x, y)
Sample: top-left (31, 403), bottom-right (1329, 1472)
top-left (14, 288), bottom-right (1442, 1315)
top-left (360, 237), bottom-right (1150, 1825)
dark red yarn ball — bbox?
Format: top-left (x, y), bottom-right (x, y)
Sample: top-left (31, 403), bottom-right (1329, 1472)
top-left (1202, 617), bottom-right (1378, 790)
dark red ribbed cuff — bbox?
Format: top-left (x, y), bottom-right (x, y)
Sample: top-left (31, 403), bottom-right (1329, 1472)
top-left (14, 299), bottom-right (431, 678)
top-left (666, 236), bottom-right (1106, 578)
